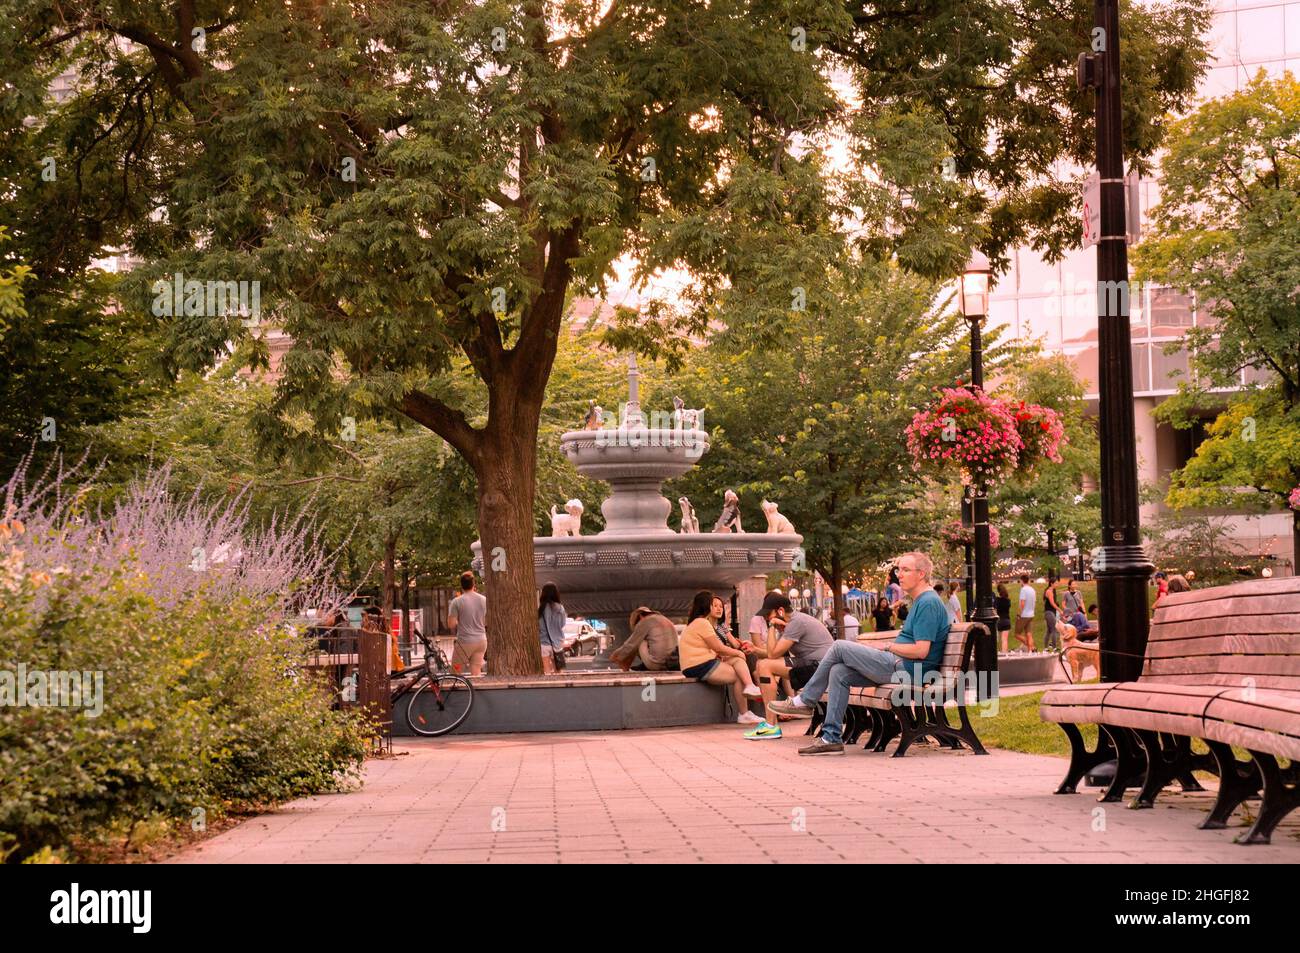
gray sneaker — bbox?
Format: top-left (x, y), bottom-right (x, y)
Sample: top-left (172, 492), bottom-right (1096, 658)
top-left (769, 698), bottom-right (814, 719)
top-left (798, 738), bottom-right (844, 756)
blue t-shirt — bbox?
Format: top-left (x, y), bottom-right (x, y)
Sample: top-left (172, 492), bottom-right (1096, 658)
top-left (894, 588), bottom-right (950, 682)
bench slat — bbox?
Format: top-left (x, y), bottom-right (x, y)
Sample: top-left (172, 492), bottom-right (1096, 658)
top-left (1154, 592), bottom-right (1300, 624)
top-left (1155, 576), bottom-right (1300, 611)
top-left (1199, 721), bottom-right (1300, 760)
top-left (1139, 671), bottom-right (1300, 690)
top-left (1148, 616), bottom-right (1300, 645)
top-left (1146, 655), bottom-right (1300, 677)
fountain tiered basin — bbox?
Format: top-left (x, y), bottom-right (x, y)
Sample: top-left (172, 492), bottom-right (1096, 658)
top-left (471, 359), bottom-right (803, 648)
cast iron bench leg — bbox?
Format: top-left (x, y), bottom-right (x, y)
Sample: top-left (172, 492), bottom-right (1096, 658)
top-left (874, 709), bottom-right (899, 752)
top-left (952, 702), bottom-right (988, 755)
top-left (808, 702), bottom-right (825, 737)
top-left (1132, 730), bottom-right (1193, 809)
top-left (1237, 751), bottom-right (1300, 846)
top-left (892, 704), bottom-right (923, 757)
top-left (1200, 740), bottom-right (1261, 831)
top-left (1054, 722), bottom-right (1117, 794)
top-left (1098, 726), bottom-right (1146, 803)
top-left (860, 708), bottom-right (883, 750)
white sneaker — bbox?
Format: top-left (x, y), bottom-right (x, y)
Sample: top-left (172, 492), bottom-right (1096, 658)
top-left (742, 684), bottom-right (762, 697)
top-left (737, 711), bottom-right (764, 724)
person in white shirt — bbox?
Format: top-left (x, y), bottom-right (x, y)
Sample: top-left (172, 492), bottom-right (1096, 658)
top-left (840, 612), bottom-right (861, 640)
top-left (934, 583), bottom-right (959, 625)
top-left (1015, 573), bottom-right (1037, 652)
top-left (946, 583), bottom-right (963, 625)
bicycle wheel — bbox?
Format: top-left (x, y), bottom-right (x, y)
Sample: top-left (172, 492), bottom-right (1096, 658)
top-left (406, 673), bottom-right (474, 737)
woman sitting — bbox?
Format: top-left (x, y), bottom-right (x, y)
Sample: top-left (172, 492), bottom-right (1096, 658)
top-left (679, 589), bottom-right (764, 724)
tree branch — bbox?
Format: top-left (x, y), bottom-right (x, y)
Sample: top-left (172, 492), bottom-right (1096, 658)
top-left (400, 390), bottom-right (482, 464)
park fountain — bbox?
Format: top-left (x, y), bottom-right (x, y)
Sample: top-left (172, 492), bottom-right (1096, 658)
top-left (471, 357), bottom-right (803, 658)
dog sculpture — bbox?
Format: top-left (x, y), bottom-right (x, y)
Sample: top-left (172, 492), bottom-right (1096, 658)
top-left (672, 396), bottom-right (703, 430)
top-left (713, 490), bottom-right (743, 533)
top-left (679, 497), bottom-right (699, 534)
top-left (550, 499), bottom-right (584, 537)
top-left (760, 499), bottom-right (795, 534)
top-left (1059, 623), bottom-right (1099, 682)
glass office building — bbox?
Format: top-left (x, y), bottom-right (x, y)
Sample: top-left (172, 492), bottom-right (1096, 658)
top-left (986, 0), bottom-right (1300, 570)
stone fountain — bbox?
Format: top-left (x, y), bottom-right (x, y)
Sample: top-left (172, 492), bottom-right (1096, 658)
top-left (471, 357), bottom-right (803, 656)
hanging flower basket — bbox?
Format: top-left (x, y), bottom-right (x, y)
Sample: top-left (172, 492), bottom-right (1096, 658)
top-left (940, 520), bottom-right (1000, 550)
top-left (1288, 486), bottom-right (1300, 511)
top-left (905, 386), bottom-right (1023, 487)
top-left (1011, 401), bottom-right (1066, 471)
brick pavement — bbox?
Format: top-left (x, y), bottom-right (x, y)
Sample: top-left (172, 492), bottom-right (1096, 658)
top-left (170, 725), bottom-right (1300, 864)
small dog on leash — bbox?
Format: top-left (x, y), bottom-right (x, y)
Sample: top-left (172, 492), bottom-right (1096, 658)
top-left (761, 499), bottom-right (795, 534)
top-left (550, 499), bottom-right (584, 537)
top-left (1059, 623), bottom-right (1099, 682)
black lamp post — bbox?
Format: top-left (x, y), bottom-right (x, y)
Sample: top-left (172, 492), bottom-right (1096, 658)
top-left (1078, 0), bottom-right (1154, 682)
top-left (958, 251), bottom-right (1001, 680)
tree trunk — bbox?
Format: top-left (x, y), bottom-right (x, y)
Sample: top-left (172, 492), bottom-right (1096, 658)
top-left (476, 412), bottom-right (545, 676)
top-left (830, 552), bottom-right (845, 639)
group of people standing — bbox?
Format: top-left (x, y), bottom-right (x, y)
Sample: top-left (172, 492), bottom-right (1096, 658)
top-left (992, 574), bottom-right (1097, 653)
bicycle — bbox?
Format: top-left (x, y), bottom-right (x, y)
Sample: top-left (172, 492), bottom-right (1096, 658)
top-left (390, 630), bottom-right (475, 737)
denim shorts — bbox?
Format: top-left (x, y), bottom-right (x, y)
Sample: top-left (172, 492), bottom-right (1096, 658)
top-left (682, 659), bottom-right (720, 681)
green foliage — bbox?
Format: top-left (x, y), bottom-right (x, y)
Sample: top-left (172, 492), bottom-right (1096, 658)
top-left (660, 258), bottom-right (974, 584)
top-left (0, 560), bottom-right (368, 862)
top-left (1143, 510), bottom-right (1270, 586)
top-left (1134, 71), bottom-right (1300, 401)
top-left (1160, 387), bottom-right (1300, 512)
top-left (993, 353), bottom-right (1101, 567)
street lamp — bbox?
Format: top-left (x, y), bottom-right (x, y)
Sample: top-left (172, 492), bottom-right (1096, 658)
top-left (959, 251), bottom-right (1001, 674)
top-left (1078, 0), bottom-right (1155, 682)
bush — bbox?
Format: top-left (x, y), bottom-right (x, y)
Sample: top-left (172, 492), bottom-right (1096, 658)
top-left (0, 459), bottom-right (369, 861)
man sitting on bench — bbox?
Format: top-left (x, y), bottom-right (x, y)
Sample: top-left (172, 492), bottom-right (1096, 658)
top-left (752, 592), bottom-right (833, 719)
top-left (769, 551), bottom-right (949, 756)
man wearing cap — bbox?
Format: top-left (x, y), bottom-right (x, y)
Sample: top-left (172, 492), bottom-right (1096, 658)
top-left (752, 591), bottom-right (833, 721)
top-left (610, 606), bottom-right (680, 672)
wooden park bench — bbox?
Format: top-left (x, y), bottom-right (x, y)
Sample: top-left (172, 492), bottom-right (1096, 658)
top-left (809, 622), bottom-right (992, 757)
top-left (1040, 576), bottom-right (1300, 844)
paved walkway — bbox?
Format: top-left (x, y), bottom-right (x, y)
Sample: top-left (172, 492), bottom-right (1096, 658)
top-left (170, 725), bottom-right (1299, 864)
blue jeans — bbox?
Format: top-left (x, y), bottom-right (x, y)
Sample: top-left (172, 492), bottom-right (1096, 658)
top-left (799, 641), bottom-right (904, 744)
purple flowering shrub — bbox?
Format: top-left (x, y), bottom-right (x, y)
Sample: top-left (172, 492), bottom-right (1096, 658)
top-left (0, 457), bottom-right (368, 861)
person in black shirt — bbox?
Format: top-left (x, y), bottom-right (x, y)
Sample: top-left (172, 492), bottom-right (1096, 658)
top-left (994, 583), bottom-right (1013, 653)
top-left (872, 596), bottom-right (893, 632)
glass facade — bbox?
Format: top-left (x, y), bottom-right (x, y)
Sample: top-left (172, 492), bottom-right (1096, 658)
top-left (990, 1), bottom-right (1300, 398)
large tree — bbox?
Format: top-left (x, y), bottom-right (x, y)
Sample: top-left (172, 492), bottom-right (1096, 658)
top-left (5, 0), bottom-right (1209, 672)
top-left (1132, 72), bottom-right (1300, 566)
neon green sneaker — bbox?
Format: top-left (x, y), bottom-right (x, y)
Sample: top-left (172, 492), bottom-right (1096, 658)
top-left (743, 720), bottom-right (783, 740)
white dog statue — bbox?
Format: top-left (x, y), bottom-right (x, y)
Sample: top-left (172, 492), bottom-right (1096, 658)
top-left (713, 489), bottom-right (743, 533)
top-left (672, 395), bottom-right (703, 430)
top-left (679, 497), bottom-right (699, 534)
top-left (761, 499), bottom-right (795, 534)
top-left (550, 499), bottom-right (584, 537)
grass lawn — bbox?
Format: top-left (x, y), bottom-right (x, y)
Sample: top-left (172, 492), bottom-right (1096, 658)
top-left (970, 690), bottom-right (1096, 758)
